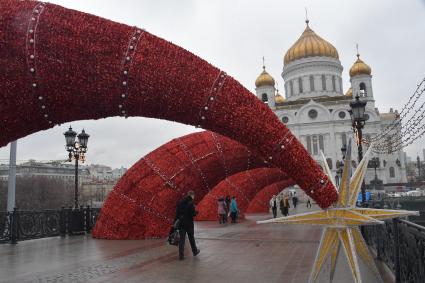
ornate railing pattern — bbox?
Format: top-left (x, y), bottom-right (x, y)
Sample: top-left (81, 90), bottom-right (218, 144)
top-left (0, 207), bottom-right (101, 244)
top-left (0, 212), bottom-right (11, 243)
top-left (363, 218), bottom-right (425, 283)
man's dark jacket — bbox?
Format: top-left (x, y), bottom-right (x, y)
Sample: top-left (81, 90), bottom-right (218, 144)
top-left (176, 196), bottom-right (197, 230)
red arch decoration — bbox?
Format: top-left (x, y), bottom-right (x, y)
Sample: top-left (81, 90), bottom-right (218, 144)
top-left (246, 180), bottom-right (295, 213)
top-left (93, 131), bottom-right (267, 239)
top-left (196, 168), bottom-right (288, 221)
top-left (1, 2), bottom-right (337, 212)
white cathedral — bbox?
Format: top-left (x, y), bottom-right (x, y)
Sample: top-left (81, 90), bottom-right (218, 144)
top-left (255, 20), bottom-right (407, 191)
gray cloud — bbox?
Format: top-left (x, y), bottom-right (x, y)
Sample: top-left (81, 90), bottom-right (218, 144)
top-left (1, 0), bottom-right (424, 167)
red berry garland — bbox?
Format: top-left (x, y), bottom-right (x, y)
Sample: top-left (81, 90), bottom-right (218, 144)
top-left (246, 180), bottom-right (295, 213)
top-left (93, 131), bottom-right (266, 239)
top-left (196, 168), bottom-right (288, 221)
top-left (0, 0), bottom-right (338, 223)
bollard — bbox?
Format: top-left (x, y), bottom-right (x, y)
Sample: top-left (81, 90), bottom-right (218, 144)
top-left (10, 207), bottom-right (18, 244)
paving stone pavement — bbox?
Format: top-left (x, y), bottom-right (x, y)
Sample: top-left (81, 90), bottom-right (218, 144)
top-left (0, 205), bottom-right (394, 283)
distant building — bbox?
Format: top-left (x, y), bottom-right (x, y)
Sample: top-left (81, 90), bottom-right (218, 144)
top-left (0, 160), bottom-right (89, 184)
top-left (255, 19), bottom-right (407, 191)
top-left (423, 149), bottom-right (425, 162)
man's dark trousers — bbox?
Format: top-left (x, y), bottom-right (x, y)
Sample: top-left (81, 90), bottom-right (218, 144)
top-left (179, 227), bottom-right (197, 258)
top-left (272, 207), bottom-right (277, 218)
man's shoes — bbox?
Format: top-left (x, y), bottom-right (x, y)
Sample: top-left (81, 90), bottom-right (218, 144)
top-left (193, 249), bottom-right (200, 256)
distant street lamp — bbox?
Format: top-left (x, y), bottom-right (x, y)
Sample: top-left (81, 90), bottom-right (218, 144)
top-left (370, 157), bottom-right (379, 191)
top-left (64, 126), bottom-right (89, 208)
top-left (349, 94), bottom-right (367, 206)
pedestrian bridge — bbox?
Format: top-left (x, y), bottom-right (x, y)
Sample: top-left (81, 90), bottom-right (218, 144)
top-left (0, 206), bottom-right (397, 283)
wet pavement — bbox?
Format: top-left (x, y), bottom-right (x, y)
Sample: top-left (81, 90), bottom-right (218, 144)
top-left (0, 205), bottom-right (394, 283)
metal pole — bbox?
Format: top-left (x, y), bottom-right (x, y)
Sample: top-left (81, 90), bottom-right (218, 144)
top-left (7, 141), bottom-right (17, 212)
top-left (74, 154), bottom-right (79, 208)
top-left (357, 125), bottom-right (366, 206)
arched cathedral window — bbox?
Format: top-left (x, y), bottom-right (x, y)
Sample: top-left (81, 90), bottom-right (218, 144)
top-left (310, 75), bottom-right (315, 92)
top-left (306, 136), bottom-right (312, 154)
top-left (298, 77), bottom-right (303, 93)
top-left (360, 82), bottom-right (367, 96)
top-left (389, 166), bottom-right (395, 178)
top-left (341, 133), bottom-right (347, 148)
top-left (261, 93), bottom-right (268, 103)
top-left (339, 77), bottom-right (343, 92)
top-left (321, 75), bottom-right (326, 91)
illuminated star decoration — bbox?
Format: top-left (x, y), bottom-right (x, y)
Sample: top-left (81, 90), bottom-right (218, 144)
top-left (258, 140), bottom-right (419, 283)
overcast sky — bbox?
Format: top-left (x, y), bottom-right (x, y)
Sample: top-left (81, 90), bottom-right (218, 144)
top-left (1, 0), bottom-right (425, 168)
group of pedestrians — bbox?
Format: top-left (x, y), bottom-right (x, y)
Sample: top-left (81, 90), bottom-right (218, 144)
top-left (270, 192), bottom-right (312, 218)
top-left (217, 195), bottom-right (238, 224)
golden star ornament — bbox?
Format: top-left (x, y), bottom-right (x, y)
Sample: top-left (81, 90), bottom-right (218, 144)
top-left (258, 140), bottom-right (419, 283)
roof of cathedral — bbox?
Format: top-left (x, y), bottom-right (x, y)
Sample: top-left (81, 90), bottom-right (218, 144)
top-left (349, 54), bottom-right (372, 77)
top-left (255, 66), bottom-right (275, 88)
top-left (284, 20), bottom-right (339, 65)
top-left (275, 92), bottom-right (286, 103)
top-left (380, 112), bottom-right (399, 121)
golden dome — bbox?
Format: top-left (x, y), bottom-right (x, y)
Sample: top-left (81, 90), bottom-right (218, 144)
top-left (345, 87), bottom-right (353, 97)
top-left (284, 21), bottom-right (339, 65)
top-left (255, 66), bottom-right (275, 88)
top-left (349, 54), bottom-right (372, 77)
top-left (275, 92), bottom-right (286, 103)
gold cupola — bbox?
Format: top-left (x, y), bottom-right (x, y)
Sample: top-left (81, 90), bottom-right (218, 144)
top-left (345, 87), bottom-right (353, 97)
top-left (275, 89), bottom-right (286, 103)
top-left (255, 65), bottom-right (275, 88)
top-left (349, 54), bottom-right (372, 77)
top-left (284, 20), bottom-right (339, 65)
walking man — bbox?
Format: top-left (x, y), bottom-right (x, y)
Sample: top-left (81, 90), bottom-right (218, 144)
top-left (280, 196), bottom-right (290, 217)
top-left (306, 198), bottom-right (312, 208)
top-left (176, 191), bottom-right (200, 260)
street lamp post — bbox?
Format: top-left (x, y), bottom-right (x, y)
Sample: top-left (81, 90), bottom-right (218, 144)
top-left (336, 145), bottom-right (347, 188)
top-left (371, 157), bottom-right (379, 191)
top-left (349, 94), bottom-right (367, 206)
top-left (64, 126), bottom-right (89, 208)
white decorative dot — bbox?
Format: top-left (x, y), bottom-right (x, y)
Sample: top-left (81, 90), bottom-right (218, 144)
top-left (44, 114), bottom-right (48, 118)
top-left (34, 9), bottom-right (39, 14)
top-left (29, 29), bottom-right (34, 33)
top-left (218, 82), bottom-right (222, 85)
top-left (221, 74), bottom-right (224, 78)
top-left (121, 94), bottom-right (126, 98)
top-left (48, 121), bottom-right (52, 124)
top-left (30, 68), bottom-right (35, 73)
top-left (122, 110), bottom-right (126, 114)
top-left (118, 104), bottom-right (122, 108)
top-left (281, 145), bottom-right (285, 149)
top-left (132, 36), bottom-right (136, 40)
top-left (32, 83), bottom-right (37, 87)
top-left (137, 30), bottom-right (142, 34)
top-left (204, 106), bottom-right (208, 110)
top-left (41, 105), bottom-right (45, 109)
top-left (38, 96), bottom-right (43, 100)
top-left (320, 179), bottom-right (325, 184)
top-left (129, 46), bottom-right (134, 50)
top-left (29, 39), bottom-right (34, 44)
top-left (286, 138), bottom-right (289, 142)
top-left (213, 88), bottom-right (217, 91)
top-left (210, 97), bottom-right (214, 101)
top-left (201, 116), bottom-right (205, 120)
top-left (30, 55), bottom-right (35, 59)
top-left (122, 81), bottom-right (127, 86)
top-left (126, 56), bottom-right (130, 61)
top-left (310, 190), bottom-right (314, 194)
top-left (269, 156), bottom-right (273, 160)
top-left (123, 70), bottom-right (128, 75)
top-left (31, 17), bottom-right (36, 21)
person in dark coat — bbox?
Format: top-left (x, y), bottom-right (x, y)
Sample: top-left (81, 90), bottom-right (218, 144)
top-left (224, 195), bottom-right (231, 223)
top-left (280, 196), bottom-right (290, 216)
top-left (292, 195), bottom-right (298, 208)
top-left (270, 195), bottom-right (278, 218)
top-left (175, 191), bottom-right (200, 260)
